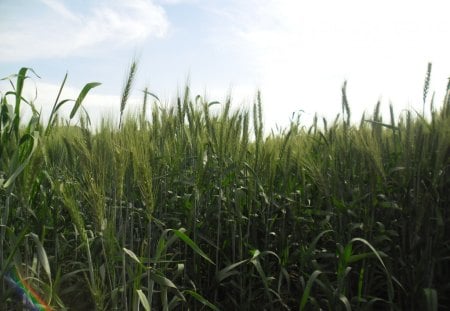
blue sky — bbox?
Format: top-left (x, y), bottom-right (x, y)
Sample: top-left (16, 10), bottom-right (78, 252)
top-left (1, 0), bottom-right (450, 129)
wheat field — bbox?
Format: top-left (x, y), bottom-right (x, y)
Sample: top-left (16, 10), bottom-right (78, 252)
top-left (0, 64), bottom-right (449, 310)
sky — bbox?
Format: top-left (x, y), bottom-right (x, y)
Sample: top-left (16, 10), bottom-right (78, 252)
top-left (1, 0), bottom-right (450, 131)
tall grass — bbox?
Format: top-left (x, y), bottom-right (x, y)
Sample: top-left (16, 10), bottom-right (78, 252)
top-left (0, 64), bottom-right (449, 310)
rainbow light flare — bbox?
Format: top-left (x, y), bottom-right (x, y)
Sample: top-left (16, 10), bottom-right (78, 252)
top-left (4, 267), bottom-right (52, 311)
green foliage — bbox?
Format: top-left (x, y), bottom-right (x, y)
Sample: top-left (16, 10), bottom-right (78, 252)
top-left (1, 64), bottom-right (449, 310)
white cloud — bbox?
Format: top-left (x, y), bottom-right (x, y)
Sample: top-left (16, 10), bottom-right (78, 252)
top-left (212, 0), bottom-right (450, 128)
top-left (0, 0), bottom-right (169, 61)
top-left (40, 0), bottom-right (79, 21)
top-left (156, 0), bottom-right (198, 5)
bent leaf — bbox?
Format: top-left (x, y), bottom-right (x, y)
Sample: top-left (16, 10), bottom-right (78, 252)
top-left (173, 228), bottom-right (214, 265)
top-left (70, 82), bottom-right (101, 119)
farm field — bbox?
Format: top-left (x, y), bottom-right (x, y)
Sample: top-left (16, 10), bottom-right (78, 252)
top-left (1, 66), bottom-right (449, 310)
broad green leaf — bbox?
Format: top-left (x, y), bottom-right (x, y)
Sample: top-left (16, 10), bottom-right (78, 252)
top-left (14, 68), bottom-right (34, 114)
top-left (250, 249), bottom-right (261, 259)
top-left (123, 247), bottom-right (143, 266)
top-left (173, 228), bottom-right (214, 265)
top-left (216, 259), bottom-right (248, 283)
top-left (250, 250), bottom-right (273, 306)
top-left (300, 270), bottom-right (322, 311)
top-left (343, 243), bottom-right (353, 263)
top-left (339, 294), bottom-right (351, 311)
top-left (70, 82), bottom-right (101, 119)
top-left (309, 230), bottom-right (333, 253)
top-left (423, 288), bottom-right (438, 311)
top-left (137, 289), bottom-right (151, 311)
top-left (348, 252), bottom-right (377, 263)
top-left (29, 232), bottom-right (51, 281)
top-left (185, 290), bottom-right (220, 311)
top-left (0, 227), bottom-right (28, 280)
top-left (350, 238), bottom-right (387, 270)
top-left (3, 131), bottom-right (39, 189)
top-left (149, 271), bottom-right (177, 288)
top-left (350, 238), bottom-right (394, 303)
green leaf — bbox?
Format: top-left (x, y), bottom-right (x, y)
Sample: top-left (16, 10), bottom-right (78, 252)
top-left (208, 101), bottom-right (220, 107)
top-left (9, 68), bottom-right (39, 137)
top-left (123, 247), bottom-right (143, 266)
top-left (185, 290), bottom-right (220, 311)
top-left (309, 230), bottom-right (333, 253)
top-left (143, 89), bottom-right (160, 102)
top-left (339, 294), bottom-right (351, 311)
top-left (137, 289), bottom-right (151, 311)
top-left (250, 249), bottom-right (274, 306)
top-left (50, 72), bottom-right (69, 116)
top-left (3, 131), bottom-right (39, 189)
top-left (0, 227), bottom-right (29, 280)
top-left (149, 271), bottom-right (177, 290)
top-left (350, 238), bottom-right (394, 303)
top-left (348, 252), bottom-right (377, 263)
top-left (343, 243), bottom-right (353, 262)
top-left (173, 228), bottom-right (214, 265)
top-left (70, 82), bottom-right (101, 119)
top-left (28, 232), bottom-right (51, 281)
top-left (300, 270), bottom-right (322, 311)
top-left (250, 256), bottom-right (267, 282)
top-left (364, 119), bottom-right (399, 131)
top-left (423, 288), bottom-right (438, 311)
top-left (216, 259), bottom-right (248, 283)
top-left (14, 68), bottom-right (38, 115)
